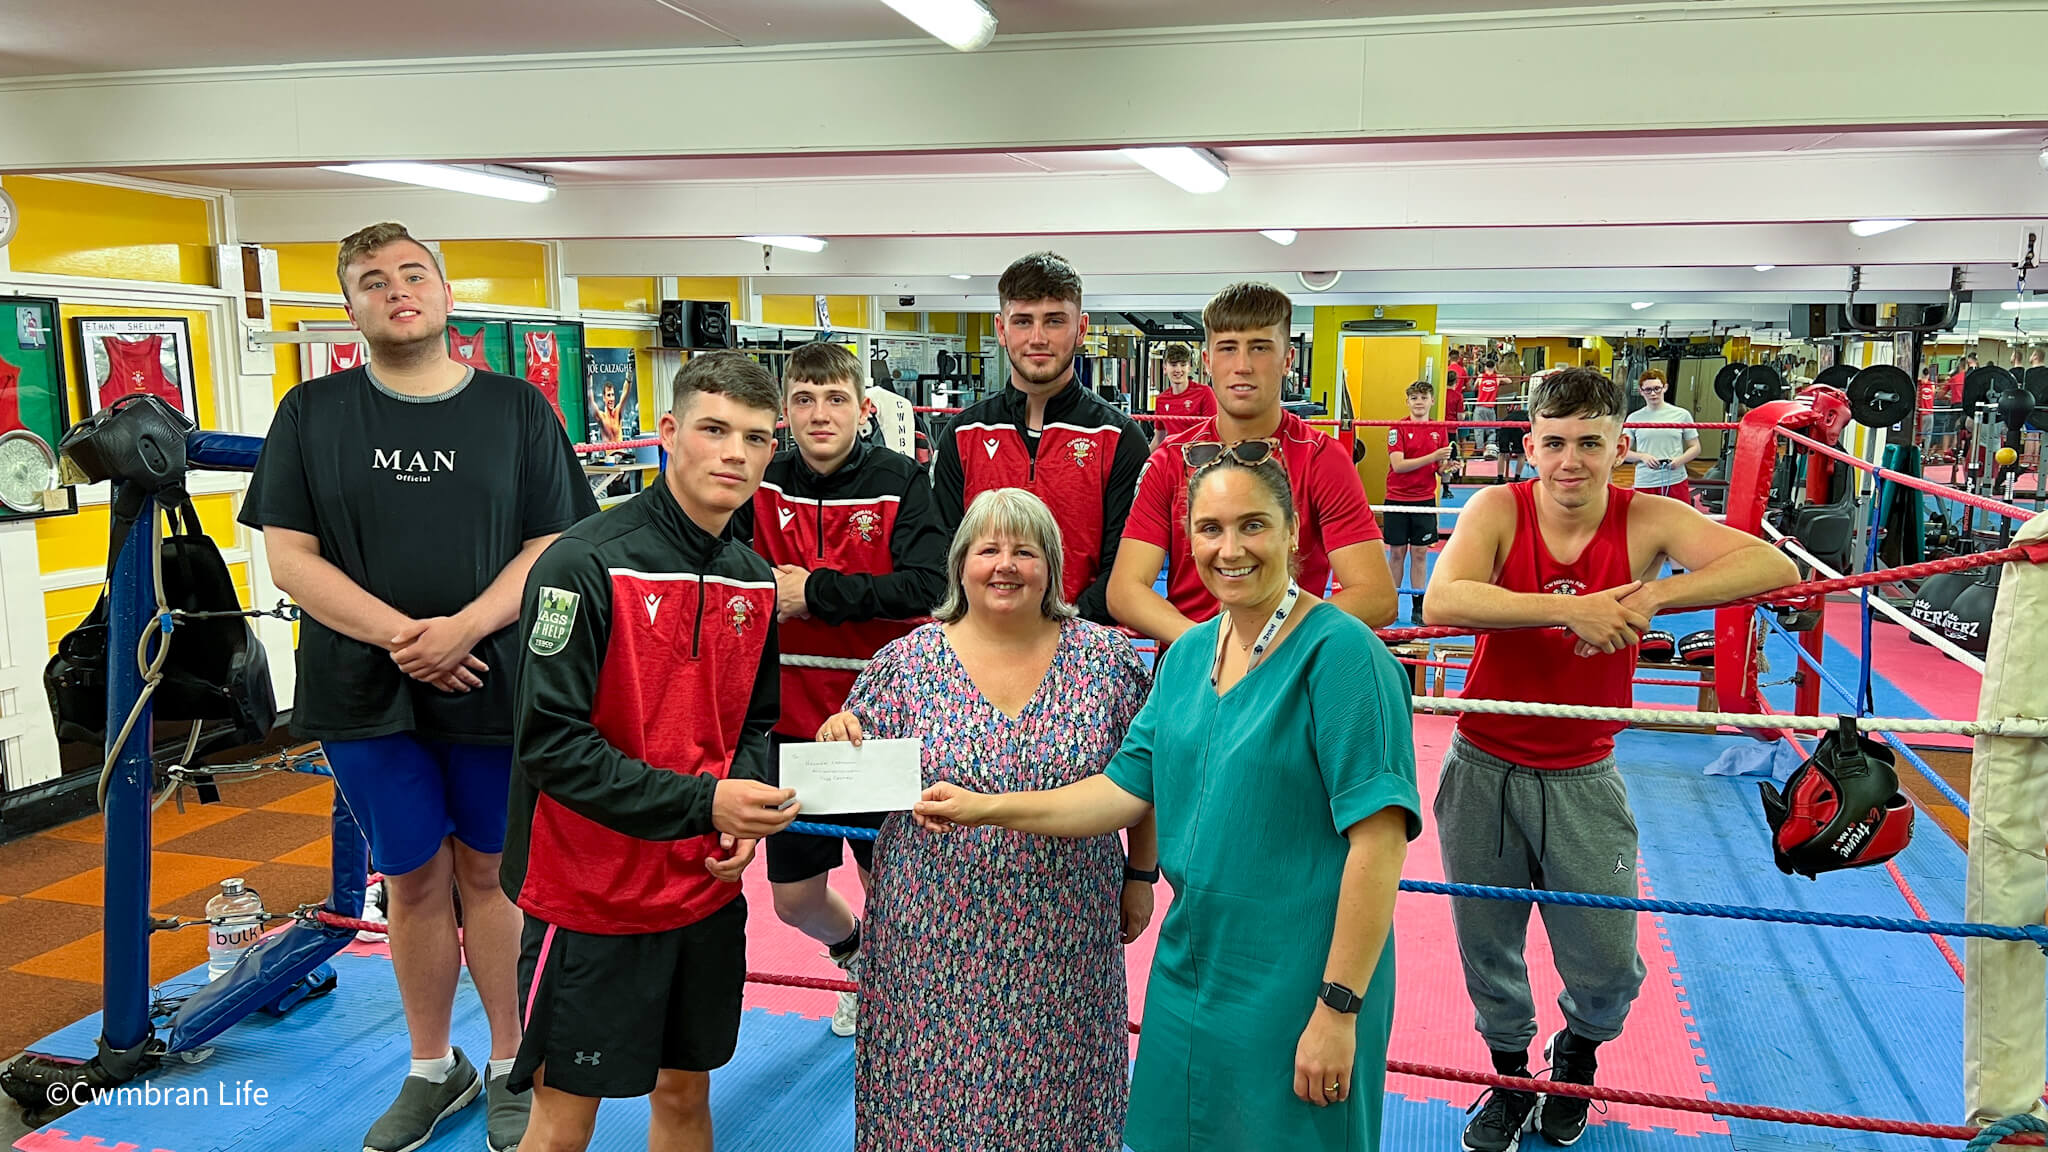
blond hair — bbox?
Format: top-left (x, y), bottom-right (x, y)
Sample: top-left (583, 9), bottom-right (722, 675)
top-left (933, 489), bottom-right (1076, 623)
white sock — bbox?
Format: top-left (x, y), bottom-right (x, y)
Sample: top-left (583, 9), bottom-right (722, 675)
top-left (488, 1057), bottom-right (515, 1080)
top-left (410, 1051), bottom-right (456, 1083)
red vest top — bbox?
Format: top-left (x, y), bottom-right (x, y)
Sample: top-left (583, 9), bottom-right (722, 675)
top-left (1457, 482), bottom-right (1636, 769)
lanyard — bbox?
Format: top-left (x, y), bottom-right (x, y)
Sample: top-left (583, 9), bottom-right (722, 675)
top-left (1211, 581), bottom-right (1301, 686)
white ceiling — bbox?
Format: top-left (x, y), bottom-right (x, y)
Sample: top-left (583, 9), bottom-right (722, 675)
top-left (0, 0), bottom-right (1655, 78)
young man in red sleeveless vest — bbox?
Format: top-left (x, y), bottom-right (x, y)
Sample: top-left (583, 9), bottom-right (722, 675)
top-left (733, 341), bottom-right (946, 1040)
top-left (1422, 368), bottom-right (1795, 1152)
top-left (931, 251), bottom-right (1148, 625)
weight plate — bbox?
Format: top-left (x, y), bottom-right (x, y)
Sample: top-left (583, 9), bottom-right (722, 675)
top-left (1713, 362), bottom-right (1744, 406)
top-left (1963, 365), bottom-right (2014, 410)
top-left (1737, 363), bottom-right (1786, 408)
top-left (2024, 365), bottom-right (2048, 430)
top-left (1814, 364), bottom-right (1858, 393)
top-left (1845, 363), bottom-right (1915, 428)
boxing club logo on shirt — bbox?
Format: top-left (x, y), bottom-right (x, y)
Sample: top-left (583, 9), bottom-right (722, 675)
top-left (848, 509), bottom-right (881, 542)
top-left (1069, 438), bottom-right (1096, 467)
top-left (1542, 577), bottom-right (1588, 633)
top-left (726, 594), bottom-right (755, 635)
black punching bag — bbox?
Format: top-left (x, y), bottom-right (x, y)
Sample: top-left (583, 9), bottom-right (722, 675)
top-left (1907, 571), bottom-right (1972, 646)
top-left (1943, 565), bottom-right (2002, 655)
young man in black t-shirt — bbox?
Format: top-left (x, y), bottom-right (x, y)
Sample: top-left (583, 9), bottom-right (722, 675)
top-left (239, 222), bottom-right (595, 1152)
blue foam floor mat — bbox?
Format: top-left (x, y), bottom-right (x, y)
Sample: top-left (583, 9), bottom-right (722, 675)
top-left (21, 953), bottom-right (857, 1152)
top-left (1616, 725), bottom-right (1972, 1152)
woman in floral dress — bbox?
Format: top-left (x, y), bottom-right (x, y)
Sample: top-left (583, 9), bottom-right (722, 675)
top-left (818, 488), bottom-right (1152, 1152)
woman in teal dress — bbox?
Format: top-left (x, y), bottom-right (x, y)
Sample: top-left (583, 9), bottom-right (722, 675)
top-left (913, 449), bottom-right (1422, 1151)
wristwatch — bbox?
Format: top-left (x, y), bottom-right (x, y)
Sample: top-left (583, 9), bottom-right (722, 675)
top-left (1318, 981), bottom-right (1363, 1014)
top-left (1123, 863), bottom-right (1160, 884)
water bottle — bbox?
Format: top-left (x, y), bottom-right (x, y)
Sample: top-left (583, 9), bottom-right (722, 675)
top-left (205, 878), bottom-right (265, 981)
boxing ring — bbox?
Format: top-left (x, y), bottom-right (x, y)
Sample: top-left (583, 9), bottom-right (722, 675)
top-left (11, 389), bottom-right (2048, 1151)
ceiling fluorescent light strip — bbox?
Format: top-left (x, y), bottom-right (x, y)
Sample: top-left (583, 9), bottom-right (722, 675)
top-left (319, 162), bottom-right (556, 203)
top-left (738, 235), bottom-right (828, 253)
top-left (1122, 147), bottom-right (1230, 195)
top-left (877, 0), bottom-right (997, 51)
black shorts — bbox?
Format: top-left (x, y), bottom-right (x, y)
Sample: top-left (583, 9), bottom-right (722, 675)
top-left (510, 898), bottom-right (747, 1098)
top-left (765, 731), bottom-right (883, 882)
top-left (1382, 502), bottom-right (1440, 548)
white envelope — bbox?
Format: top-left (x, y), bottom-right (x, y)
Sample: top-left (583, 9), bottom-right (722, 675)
top-left (778, 738), bottom-right (923, 815)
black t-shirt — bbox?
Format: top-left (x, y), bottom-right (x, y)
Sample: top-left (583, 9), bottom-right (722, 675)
top-left (239, 367), bottom-right (598, 744)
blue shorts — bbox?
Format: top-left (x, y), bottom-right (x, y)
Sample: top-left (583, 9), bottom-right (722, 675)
top-left (322, 733), bottom-right (514, 876)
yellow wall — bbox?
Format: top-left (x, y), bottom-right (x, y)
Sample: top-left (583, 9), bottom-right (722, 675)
top-left (885, 312), bottom-right (920, 332)
top-left (442, 241), bottom-right (548, 308)
top-left (272, 241), bottom-right (341, 296)
top-left (671, 278), bottom-right (742, 311)
top-left (1514, 337), bottom-right (1602, 373)
top-left (1, 176), bottom-right (214, 285)
top-left (760, 295), bottom-right (871, 329)
top-left (578, 277), bottom-right (657, 314)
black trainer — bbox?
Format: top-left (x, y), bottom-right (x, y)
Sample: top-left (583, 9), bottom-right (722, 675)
top-left (1534, 1029), bottom-right (1601, 1146)
top-left (1462, 1085), bottom-right (1538, 1152)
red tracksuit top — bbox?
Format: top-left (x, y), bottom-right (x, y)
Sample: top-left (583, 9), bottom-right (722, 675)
top-left (741, 440), bottom-right (947, 740)
top-left (1458, 482), bottom-right (1637, 770)
top-left (507, 479), bottom-right (778, 935)
top-left (933, 381), bottom-right (1148, 624)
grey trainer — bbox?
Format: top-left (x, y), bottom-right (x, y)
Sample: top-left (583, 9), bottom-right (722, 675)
top-left (485, 1067), bottom-right (531, 1152)
top-left (363, 1047), bottom-right (482, 1152)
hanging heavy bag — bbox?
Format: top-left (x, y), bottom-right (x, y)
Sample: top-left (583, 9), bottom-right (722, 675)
top-left (44, 489), bottom-right (277, 762)
top-left (1758, 718), bottom-right (1914, 878)
top-left (1942, 565), bottom-right (2001, 655)
top-left (1905, 570), bottom-right (1972, 645)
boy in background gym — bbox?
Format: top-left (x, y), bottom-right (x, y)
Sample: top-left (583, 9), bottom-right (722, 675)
top-left (1384, 380), bottom-right (1453, 624)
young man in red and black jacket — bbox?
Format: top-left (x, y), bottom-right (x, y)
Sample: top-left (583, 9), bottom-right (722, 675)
top-left (505, 352), bottom-right (802, 1152)
top-left (932, 251), bottom-right (1148, 625)
top-left (730, 340), bottom-right (945, 1040)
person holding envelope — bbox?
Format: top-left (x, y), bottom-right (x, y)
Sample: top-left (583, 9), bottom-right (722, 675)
top-left (814, 487), bottom-right (1152, 1152)
top-left (911, 452), bottom-right (1421, 1152)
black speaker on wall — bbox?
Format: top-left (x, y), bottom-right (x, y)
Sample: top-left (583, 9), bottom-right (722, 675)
top-left (658, 300), bottom-right (734, 350)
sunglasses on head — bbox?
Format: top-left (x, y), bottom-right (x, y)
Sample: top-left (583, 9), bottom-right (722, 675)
top-left (1182, 438), bottom-right (1282, 471)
